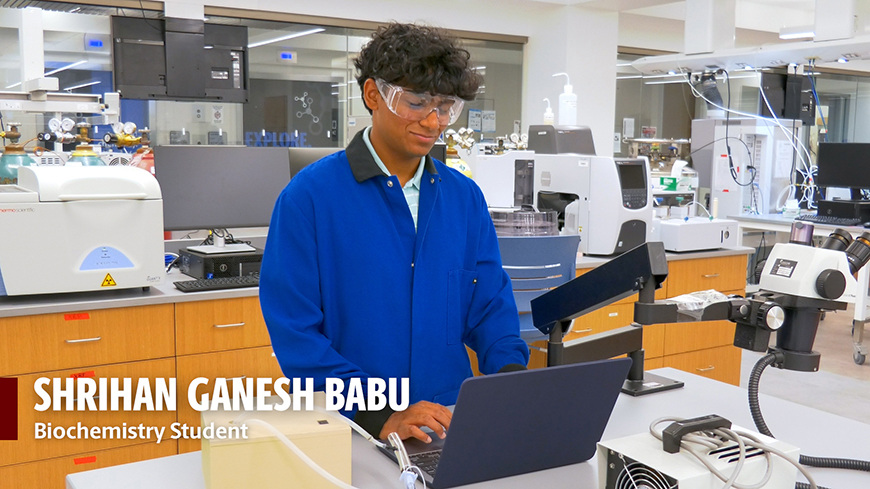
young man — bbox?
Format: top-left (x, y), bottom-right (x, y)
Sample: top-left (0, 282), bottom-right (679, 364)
top-left (260, 23), bottom-right (529, 443)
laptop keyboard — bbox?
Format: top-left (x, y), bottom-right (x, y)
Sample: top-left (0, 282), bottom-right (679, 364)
top-left (409, 450), bottom-right (441, 479)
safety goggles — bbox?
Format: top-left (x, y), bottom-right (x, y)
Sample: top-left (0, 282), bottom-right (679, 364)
top-left (375, 78), bottom-right (465, 125)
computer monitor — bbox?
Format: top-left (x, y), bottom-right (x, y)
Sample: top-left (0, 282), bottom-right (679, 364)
top-left (153, 145), bottom-right (291, 231)
top-left (817, 142), bottom-right (870, 190)
top-left (288, 147), bottom-right (340, 178)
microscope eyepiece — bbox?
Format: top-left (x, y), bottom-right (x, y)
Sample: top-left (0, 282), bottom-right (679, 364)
top-left (821, 228), bottom-right (853, 251)
top-left (845, 231), bottom-right (870, 274)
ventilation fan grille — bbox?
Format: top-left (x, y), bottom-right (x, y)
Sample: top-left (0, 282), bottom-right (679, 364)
top-left (606, 450), bottom-right (677, 489)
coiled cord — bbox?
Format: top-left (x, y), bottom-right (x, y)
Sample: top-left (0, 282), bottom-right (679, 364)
top-left (748, 352), bottom-right (870, 489)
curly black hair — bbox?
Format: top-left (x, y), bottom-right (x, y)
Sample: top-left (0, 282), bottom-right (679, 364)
top-left (354, 23), bottom-right (481, 114)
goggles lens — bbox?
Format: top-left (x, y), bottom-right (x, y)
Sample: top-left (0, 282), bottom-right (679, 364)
top-left (375, 79), bottom-right (465, 125)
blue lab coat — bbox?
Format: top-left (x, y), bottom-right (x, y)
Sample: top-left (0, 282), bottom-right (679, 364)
top-left (259, 131), bottom-right (529, 410)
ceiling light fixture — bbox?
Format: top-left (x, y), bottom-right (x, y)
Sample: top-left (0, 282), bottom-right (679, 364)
top-left (44, 60), bottom-right (87, 77)
top-left (779, 25), bottom-right (815, 40)
top-left (247, 28), bottom-right (325, 48)
top-left (63, 80), bottom-right (101, 91)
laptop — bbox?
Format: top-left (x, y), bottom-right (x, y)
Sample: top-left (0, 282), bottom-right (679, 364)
top-left (377, 357), bottom-right (631, 488)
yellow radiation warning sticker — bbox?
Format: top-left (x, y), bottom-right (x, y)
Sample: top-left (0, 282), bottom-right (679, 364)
top-left (101, 273), bottom-right (117, 287)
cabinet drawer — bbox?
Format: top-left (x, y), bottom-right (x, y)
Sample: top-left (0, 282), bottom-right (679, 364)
top-left (0, 305), bottom-right (174, 376)
top-left (666, 255), bottom-right (747, 297)
top-left (564, 303), bottom-right (635, 341)
top-left (176, 346), bottom-right (283, 453)
top-left (527, 304), bottom-right (640, 369)
top-left (175, 297), bottom-right (270, 355)
top-left (1, 358), bottom-right (176, 466)
top-left (644, 324), bottom-right (665, 359)
top-left (645, 357), bottom-right (664, 370)
top-left (664, 320), bottom-right (736, 356)
top-left (662, 345), bottom-right (741, 385)
top-left (0, 441), bottom-right (176, 489)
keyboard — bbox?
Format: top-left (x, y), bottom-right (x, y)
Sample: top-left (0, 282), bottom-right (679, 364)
top-left (173, 274), bottom-right (259, 292)
top-left (794, 214), bottom-right (863, 227)
top-left (408, 450), bottom-right (441, 480)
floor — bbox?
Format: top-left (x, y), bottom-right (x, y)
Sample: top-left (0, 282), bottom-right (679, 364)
top-left (738, 305), bottom-right (870, 425)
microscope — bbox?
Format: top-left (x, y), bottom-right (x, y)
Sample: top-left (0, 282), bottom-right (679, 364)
top-left (530, 223), bottom-right (870, 393)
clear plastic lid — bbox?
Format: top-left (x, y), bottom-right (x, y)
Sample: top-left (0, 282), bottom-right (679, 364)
top-left (489, 208), bottom-right (559, 236)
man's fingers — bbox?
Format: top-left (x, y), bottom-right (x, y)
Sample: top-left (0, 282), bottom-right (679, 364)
top-left (404, 425), bottom-right (432, 443)
top-left (380, 401), bottom-right (454, 441)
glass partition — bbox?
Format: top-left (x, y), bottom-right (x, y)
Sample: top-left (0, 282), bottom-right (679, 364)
top-left (0, 4), bottom-right (524, 153)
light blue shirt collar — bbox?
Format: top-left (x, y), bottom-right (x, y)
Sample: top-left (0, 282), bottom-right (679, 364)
top-left (362, 127), bottom-right (425, 190)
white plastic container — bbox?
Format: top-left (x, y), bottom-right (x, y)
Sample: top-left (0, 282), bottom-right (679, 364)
top-left (553, 73), bottom-right (577, 126)
top-left (543, 98), bottom-right (555, 125)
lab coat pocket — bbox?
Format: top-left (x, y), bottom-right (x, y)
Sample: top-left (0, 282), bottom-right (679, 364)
top-left (447, 269), bottom-right (478, 345)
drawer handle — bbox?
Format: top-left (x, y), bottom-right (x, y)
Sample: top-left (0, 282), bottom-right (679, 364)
top-left (572, 328), bottom-right (593, 334)
top-left (65, 336), bottom-right (102, 344)
top-left (702, 273), bottom-right (720, 278)
top-left (214, 322), bottom-right (246, 329)
top-left (696, 365), bottom-right (716, 372)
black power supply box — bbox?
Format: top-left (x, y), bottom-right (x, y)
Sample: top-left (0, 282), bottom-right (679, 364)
top-left (179, 248), bottom-right (264, 279)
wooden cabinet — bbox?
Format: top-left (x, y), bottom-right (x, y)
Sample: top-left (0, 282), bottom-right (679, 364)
top-left (1, 359), bottom-right (176, 466)
top-left (1, 296), bottom-right (282, 486)
top-left (175, 297), bottom-right (270, 355)
top-left (0, 304), bottom-right (174, 377)
top-left (658, 255), bottom-right (746, 385)
top-left (665, 256), bottom-right (746, 297)
top-left (660, 345), bottom-right (742, 385)
top-left (174, 297), bottom-right (281, 453)
top-left (175, 345), bottom-right (283, 453)
top-left (0, 442), bottom-right (176, 489)
top-left (0, 304), bottom-right (177, 487)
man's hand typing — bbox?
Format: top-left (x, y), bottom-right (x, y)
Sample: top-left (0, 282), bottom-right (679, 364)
top-left (379, 400), bottom-right (452, 443)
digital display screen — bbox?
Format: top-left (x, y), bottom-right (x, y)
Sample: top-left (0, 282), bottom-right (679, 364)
top-left (616, 161), bottom-right (646, 189)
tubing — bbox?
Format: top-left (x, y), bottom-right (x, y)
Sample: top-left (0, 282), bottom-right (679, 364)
top-left (748, 353), bottom-right (870, 484)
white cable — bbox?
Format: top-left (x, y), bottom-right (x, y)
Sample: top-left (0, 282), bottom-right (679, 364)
top-left (649, 417), bottom-right (818, 489)
top-left (683, 200), bottom-right (712, 218)
top-left (683, 69), bottom-right (813, 176)
top-left (245, 418), bottom-right (359, 489)
top-left (774, 184), bottom-right (797, 213)
top-left (681, 69), bottom-right (820, 210)
top-left (314, 406), bottom-right (390, 449)
top-left (243, 419), bottom-right (425, 489)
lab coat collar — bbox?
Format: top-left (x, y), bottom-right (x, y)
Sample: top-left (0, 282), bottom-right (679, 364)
top-left (347, 128), bottom-right (439, 183)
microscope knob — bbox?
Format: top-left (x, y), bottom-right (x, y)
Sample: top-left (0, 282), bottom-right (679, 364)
top-left (758, 302), bottom-right (785, 331)
top-left (815, 269), bottom-right (846, 300)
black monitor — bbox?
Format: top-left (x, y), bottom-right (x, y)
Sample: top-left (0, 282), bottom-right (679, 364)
top-left (817, 142), bottom-right (870, 189)
top-left (153, 146), bottom-right (291, 231)
top-left (288, 147), bottom-right (340, 178)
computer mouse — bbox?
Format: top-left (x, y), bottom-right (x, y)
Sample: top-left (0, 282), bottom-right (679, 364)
top-left (863, 222), bottom-right (870, 228)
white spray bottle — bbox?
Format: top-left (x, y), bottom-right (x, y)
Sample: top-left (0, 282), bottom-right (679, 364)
top-left (552, 72), bottom-right (577, 126)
